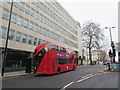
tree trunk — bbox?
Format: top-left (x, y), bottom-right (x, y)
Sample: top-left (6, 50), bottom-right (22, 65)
top-left (89, 48), bottom-right (93, 65)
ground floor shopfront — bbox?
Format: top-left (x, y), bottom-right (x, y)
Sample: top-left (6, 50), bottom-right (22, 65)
top-left (1, 48), bottom-right (33, 72)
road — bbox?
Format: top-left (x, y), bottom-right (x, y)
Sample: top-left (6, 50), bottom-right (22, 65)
top-left (2, 65), bottom-right (119, 89)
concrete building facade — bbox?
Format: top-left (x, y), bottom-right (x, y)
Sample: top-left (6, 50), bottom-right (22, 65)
top-left (0, 0), bottom-right (82, 71)
top-left (85, 50), bottom-right (109, 65)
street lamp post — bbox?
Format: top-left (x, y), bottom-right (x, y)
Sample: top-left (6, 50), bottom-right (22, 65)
top-left (1, 0), bottom-right (13, 76)
top-left (105, 26), bottom-right (115, 63)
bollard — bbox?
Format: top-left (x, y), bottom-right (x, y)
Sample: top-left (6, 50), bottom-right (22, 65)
top-left (106, 63), bottom-right (111, 70)
top-left (106, 65), bottom-right (109, 70)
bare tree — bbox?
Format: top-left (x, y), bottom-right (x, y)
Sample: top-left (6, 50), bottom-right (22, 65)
top-left (82, 21), bottom-right (104, 65)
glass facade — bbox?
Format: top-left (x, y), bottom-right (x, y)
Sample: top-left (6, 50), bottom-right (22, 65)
top-left (1, 26), bottom-right (78, 48)
top-left (0, 1), bottom-right (81, 71)
top-left (1, 2), bottom-right (78, 47)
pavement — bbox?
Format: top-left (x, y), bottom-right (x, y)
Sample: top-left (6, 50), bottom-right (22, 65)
top-left (0, 71), bottom-right (30, 79)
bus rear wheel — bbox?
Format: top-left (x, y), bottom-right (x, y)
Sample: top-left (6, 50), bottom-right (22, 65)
top-left (57, 67), bottom-right (61, 74)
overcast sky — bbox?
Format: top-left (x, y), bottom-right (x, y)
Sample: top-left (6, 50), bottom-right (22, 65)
top-left (57, 0), bottom-right (118, 44)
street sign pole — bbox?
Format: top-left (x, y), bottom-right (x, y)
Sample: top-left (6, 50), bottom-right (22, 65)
top-left (109, 27), bottom-right (115, 63)
top-left (1, 0), bottom-right (13, 76)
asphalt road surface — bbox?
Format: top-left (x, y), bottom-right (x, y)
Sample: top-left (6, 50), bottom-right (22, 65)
top-left (2, 65), bottom-right (119, 89)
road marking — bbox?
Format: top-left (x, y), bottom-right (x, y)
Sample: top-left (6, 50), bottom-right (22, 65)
top-left (81, 73), bottom-right (93, 79)
top-left (60, 81), bottom-right (74, 90)
top-left (77, 75), bottom-right (92, 82)
top-left (77, 74), bottom-right (96, 82)
top-left (77, 71), bottom-right (108, 83)
top-left (77, 78), bottom-right (87, 82)
top-left (60, 71), bottom-right (109, 89)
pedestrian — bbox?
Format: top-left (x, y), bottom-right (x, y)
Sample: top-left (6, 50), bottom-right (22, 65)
top-left (25, 57), bottom-right (32, 73)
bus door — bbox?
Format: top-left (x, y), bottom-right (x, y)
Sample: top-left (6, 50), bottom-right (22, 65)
top-left (47, 50), bottom-right (56, 73)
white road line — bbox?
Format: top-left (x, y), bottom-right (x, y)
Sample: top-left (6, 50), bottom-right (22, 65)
top-left (81, 73), bottom-right (93, 79)
top-left (77, 78), bottom-right (86, 82)
top-left (61, 81), bottom-right (74, 89)
top-left (60, 72), bottom-right (107, 90)
top-left (77, 74), bottom-right (95, 82)
top-left (94, 72), bottom-right (103, 76)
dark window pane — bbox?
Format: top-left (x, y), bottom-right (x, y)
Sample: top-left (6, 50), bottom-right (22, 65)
top-left (9, 30), bottom-right (14, 40)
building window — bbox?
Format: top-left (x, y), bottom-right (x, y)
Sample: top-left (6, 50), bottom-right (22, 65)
top-left (43, 16), bottom-right (45, 23)
top-left (0, 26), bottom-right (2, 38)
top-left (17, 15), bottom-right (23, 26)
top-left (0, 7), bottom-right (2, 18)
top-left (24, 18), bottom-right (29, 28)
top-left (11, 13), bottom-right (17, 23)
top-left (35, 11), bottom-right (39, 19)
top-left (33, 37), bottom-right (37, 46)
top-left (25, 4), bottom-right (30, 14)
top-left (19, 2), bottom-right (25, 11)
top-left (40, 40), bottom-right (44, 44)
top-left (9, 30), bottom-right (14, 40)
top-left (2, 8), bottom-right (9, 20)
top-left (39, 27), bottom-right (43, 33)
top-left (39, 14), bottom-right (43, 22)
top-left (38, 39), bottom-right (41, 45)
top-left (16, 32), bottom-right (21, 42)
top-left (29, 21), bottom-right (34, 30)
top-left (42, 28), bottom-right (46, 35)
top-left (22, 34), bottom-right (27, 43)
top-left (1, 26), bottom-right (7, 39)
top-left (29, 21), bottom-right (32, 30)
top-left (28, 35), bottom-right (33, 45)
top-left (34, 24), bottom-right (38, 32)
top-left (32, 22), bottom-right (34, 30)
top-left (30, 8), bottom-right (35, 17)
top-left (13, 1), bottom-right (19, 8)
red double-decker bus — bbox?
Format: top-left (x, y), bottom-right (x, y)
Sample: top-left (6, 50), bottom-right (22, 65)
top-left (33, 43), bottom-right (78, 74)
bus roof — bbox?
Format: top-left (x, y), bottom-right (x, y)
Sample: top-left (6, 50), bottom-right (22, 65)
top-left (34, 43), bottom-right (76, 56)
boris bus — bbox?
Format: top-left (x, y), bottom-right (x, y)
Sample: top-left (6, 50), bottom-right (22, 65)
top-left (33, 43), bottom-right (78, 74)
